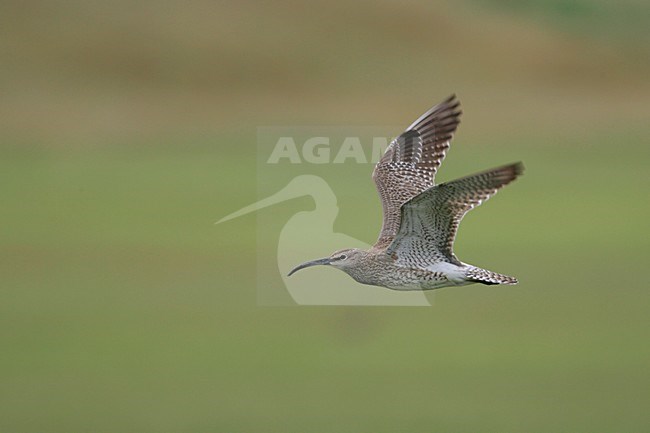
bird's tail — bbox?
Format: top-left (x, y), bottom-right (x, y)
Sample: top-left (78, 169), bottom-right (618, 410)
top-left (465, 266), bottom-right (518, 285)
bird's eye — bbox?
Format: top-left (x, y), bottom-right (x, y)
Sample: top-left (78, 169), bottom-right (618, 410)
top-left (337, 254), bottom-right (347, 261)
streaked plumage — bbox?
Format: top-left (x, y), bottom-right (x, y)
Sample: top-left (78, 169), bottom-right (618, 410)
top-left (289, 95), bottom-right (523, 290)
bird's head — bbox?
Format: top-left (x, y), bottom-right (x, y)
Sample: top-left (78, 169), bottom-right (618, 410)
top-left (288, 248), bottom-right (365, 276)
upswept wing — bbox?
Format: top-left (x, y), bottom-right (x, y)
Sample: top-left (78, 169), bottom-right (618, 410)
top-left (372, 95), bottom-right (461, 250)
top-left (387, 163), bottom-right (524, 266)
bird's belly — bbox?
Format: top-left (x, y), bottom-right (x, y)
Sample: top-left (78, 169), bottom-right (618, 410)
top-left (383, 262), bottom-right (470, 291)
top-left (385, 277), bottom-right (451, 291)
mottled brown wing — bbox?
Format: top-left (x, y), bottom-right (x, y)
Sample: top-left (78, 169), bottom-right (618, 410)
top-left (371, 95), bottom-right (462, 250)
top-left (387, 163), bottom-right (524, 266)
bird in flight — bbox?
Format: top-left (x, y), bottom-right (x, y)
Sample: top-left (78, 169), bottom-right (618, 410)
top-left (288, 95), bottom-right (523, 290)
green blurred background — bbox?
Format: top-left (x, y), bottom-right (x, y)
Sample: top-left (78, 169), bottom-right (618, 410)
top-left (2, 0), bottom-right (649, 431)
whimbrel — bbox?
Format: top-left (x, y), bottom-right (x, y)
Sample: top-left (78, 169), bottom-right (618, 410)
top-left (289, 95), bottom-right (524, 290)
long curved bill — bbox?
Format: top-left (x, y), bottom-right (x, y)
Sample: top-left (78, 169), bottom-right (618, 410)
top-left (287, 257), bottom-right (331, 276)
